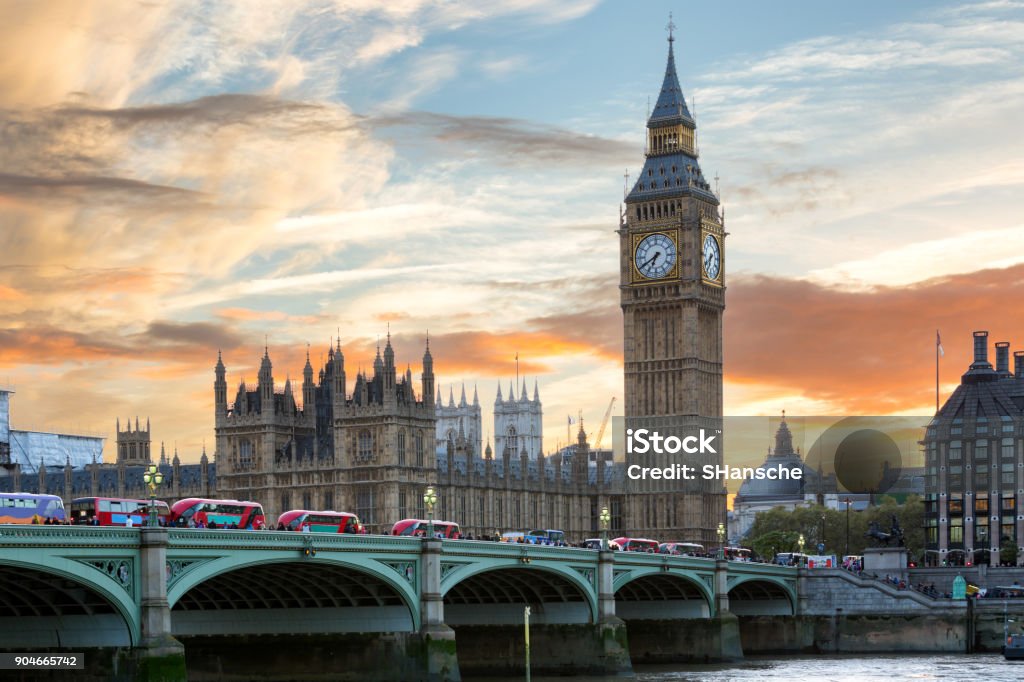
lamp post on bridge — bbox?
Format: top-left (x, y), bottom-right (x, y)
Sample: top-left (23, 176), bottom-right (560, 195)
top-left (599, 506), bottom-right (611, 550)
top-left (798, 532), bottom-right (806, 556)
top-left (717, 522), bottom-right (726, 559)
top-left (843, 497), bottom-right (853, 558)
top-left (423, 486), bottom-right (437, 539)
top-left (142, 463), bottom-right (164, 527)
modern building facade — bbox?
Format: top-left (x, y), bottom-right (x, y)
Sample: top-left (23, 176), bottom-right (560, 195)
top-left (924, 331), bottom-right (1024, 566)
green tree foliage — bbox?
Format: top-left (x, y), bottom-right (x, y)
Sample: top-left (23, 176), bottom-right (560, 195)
top-left (1001, 539), bottom-right (1019, 567)
top-left (750, 530), bottom-right (800, 561)
top-left (744, 495), bottom-right (924, 560)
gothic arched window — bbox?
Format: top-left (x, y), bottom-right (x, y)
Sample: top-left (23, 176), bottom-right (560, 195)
top-left (415, 432), bottom-right (424, 467)
top-left (398, 430), bottom-right (407, 466)
top-left (506, 426), bottom-right (518, 457)
top-left (358, 430), bottom-right (373, 461)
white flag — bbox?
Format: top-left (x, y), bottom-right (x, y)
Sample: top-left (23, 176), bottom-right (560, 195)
top-left (937, 330), bottom-right (944, 357)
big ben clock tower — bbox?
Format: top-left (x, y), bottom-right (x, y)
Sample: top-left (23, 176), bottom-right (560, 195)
top-left (619, 23), bottom-right (726, 544)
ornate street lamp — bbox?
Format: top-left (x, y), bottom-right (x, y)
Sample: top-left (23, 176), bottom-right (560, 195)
top-left (423, 486), bottom-right (437, 539)
top-left (599, 506), bottom-right (611, 550)
top-left (142, 464), bottom-right (164, 527)
top-left (717, 522), bottom-right (726, 559)
top-left (798, 532), bottom-right (806, 555)
top-left (843, 497), bottom-right (853, 558)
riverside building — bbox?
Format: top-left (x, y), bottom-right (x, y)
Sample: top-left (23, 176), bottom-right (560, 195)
top-left (924, 331), bottom-right (1024, 566)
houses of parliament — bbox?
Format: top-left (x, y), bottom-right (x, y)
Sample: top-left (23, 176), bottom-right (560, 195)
top-left (1, 29), bottom-right (728, 544)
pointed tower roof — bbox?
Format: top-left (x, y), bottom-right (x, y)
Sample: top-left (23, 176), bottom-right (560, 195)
top-left (533, 379), bottom-right (540, 402)
top-left (448, 386), bottom-right (456, 408)
top-left (625, 20), bottom-right (715, 205)
top-left (508, 380), bottom-right (516, 402)
top-left (216, 349), bottom-right (225, 370)
top-left (459, 383), bottom-right (467, 407)
top-left (473, 384), bottom-right (479, 406)
top-left (495, 383), bottom-right (503, 403)
top-left (437, 386), bottom-right (443, 405)
top-left (649, 18), bottom-right (693, 126)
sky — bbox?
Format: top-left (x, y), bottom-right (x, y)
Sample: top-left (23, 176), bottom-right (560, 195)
top-left (2, 0), bottom-right (1024, 463)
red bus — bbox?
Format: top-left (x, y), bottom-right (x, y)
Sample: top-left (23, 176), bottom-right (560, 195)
top-left (168, 498), bottom-right (265, 529)
top-left (69, 497), bottom-right (169, 526)
top-left (391, 519), bottom-right (461, 539)
top-left (276, 510), bottom-right (361, 533)
top-left (612, 537), bottom-right (660, 553)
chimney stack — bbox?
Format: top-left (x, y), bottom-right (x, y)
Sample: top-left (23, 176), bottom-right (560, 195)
top-left (972, 331), bottom-right (991, 368)
top-left (1015, 351), bottom-right (1024, 379)
top-left (996, 342), bottom-right (1011, 377)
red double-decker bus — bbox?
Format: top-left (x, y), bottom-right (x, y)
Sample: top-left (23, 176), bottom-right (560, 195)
top-left (69, 497), bottom-right (169, 526)
top-left (276, 510), bottom-right (361, 533)
top-left (391, 519), bottom-right (461, 538)
top-left (612, 537), bottom-right (660, 553)
top-left (168, 498), bottom-right (265, 529)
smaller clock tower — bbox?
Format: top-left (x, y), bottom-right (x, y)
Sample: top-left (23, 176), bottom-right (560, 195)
top-left (619, 23), bottom-right (727, 544)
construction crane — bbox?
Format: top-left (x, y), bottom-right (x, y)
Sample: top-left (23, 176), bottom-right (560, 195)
top-left (594, 397), bottom-right (616, 450)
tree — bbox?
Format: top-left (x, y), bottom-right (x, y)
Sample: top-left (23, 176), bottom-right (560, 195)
top-left (750, 530), bottom-right (800, 561)
top-left (743, 495), bottom-right (925, 561)
top-left (1001, 539), bottom-right (1019, 567)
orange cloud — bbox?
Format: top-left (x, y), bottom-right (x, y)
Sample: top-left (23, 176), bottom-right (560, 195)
top-left (725, 264), bottom-right (1024, 413)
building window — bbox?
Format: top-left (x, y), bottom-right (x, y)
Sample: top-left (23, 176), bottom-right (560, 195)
top-left (1002, 438), bottom-right (1015, 459)
top-left (949, 443), bottom-right (962, 461)
top-left (356, 487), bottom-right (375, 525)
top-left (399, 489), bottom-right (407, 519)
top-left (358, 430), bottom-right (373, 461)
top-left (398, 430), bottom-right (406, 466)
top-left (415, 432), bottom-right (424, 467)
top-left (323, 490), bottom-right (333, 510)
top-left (302, 492), bottom-right (312, 509)
top-left (506, 426), bottom-right (518, 457)
top-left (976, 441), bottom-right (988, 459)
top-left (976, 498), bottom-right (989, 513)
top-left (280, 491), bottom-right (291, 512)
top-left (239, 440), bottom-right (254, 469)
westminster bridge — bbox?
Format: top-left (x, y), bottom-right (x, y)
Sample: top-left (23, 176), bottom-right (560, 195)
top-left (0, 526), bottom-right (799, 680)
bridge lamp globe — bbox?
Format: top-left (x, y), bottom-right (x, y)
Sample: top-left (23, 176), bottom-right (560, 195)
top-left (798, 533), bottom-right (805, 555)
top-left (142, 464), bottom-right (164, 527)
top-left (423, 486), bottom-right (438, 539)
top-left (599, 507), bottom-right (611, 549)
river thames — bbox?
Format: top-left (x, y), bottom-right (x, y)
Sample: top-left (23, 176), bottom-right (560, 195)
top-left (469, 654), bottom-right (1024, 681)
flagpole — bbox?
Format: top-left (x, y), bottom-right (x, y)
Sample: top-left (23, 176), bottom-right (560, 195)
top-left (935, 329), bottom-right (940, 414)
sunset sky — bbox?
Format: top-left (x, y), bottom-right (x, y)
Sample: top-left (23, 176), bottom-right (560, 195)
top-left (2, 0), bottom-right (1024, 463)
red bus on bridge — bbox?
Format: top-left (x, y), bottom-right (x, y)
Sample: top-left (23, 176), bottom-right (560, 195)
top-left (69, 496), bottom-right (170, 526)
top-left (276, 510), bottom-right (361, 533)
top-left (168, 498), bottom-right (265, 529)
top-left (391, 519), bottom-right (461, 538)
top-left (612, 537), bottom-right (660, 553)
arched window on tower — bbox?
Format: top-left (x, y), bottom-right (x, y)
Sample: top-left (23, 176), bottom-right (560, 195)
top-left (358, 430), bottom-right (373, 462)
top-left (239, 440), bottom-right (253, 470)
top-left (398, 430), bottom-right (406, 466)
top-left (415, 432), bottom-right (424, 467)
top-left (506, 426), bottom-right (518, 457)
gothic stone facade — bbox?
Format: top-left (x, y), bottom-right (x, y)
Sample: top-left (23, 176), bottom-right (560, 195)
top-left (619, 30), bottom-right (727, 544)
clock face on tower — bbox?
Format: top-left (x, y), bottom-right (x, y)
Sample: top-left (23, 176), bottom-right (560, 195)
top-left (634, 232), bottom-right (678, 280)
top-left (702, 233), bottom-right (721, 282)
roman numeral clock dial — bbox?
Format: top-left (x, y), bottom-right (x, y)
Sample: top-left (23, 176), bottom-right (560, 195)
top-left (633, 232), bottom-right (678, 280)
top-left (702, 232), bottom-right (721, 282)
